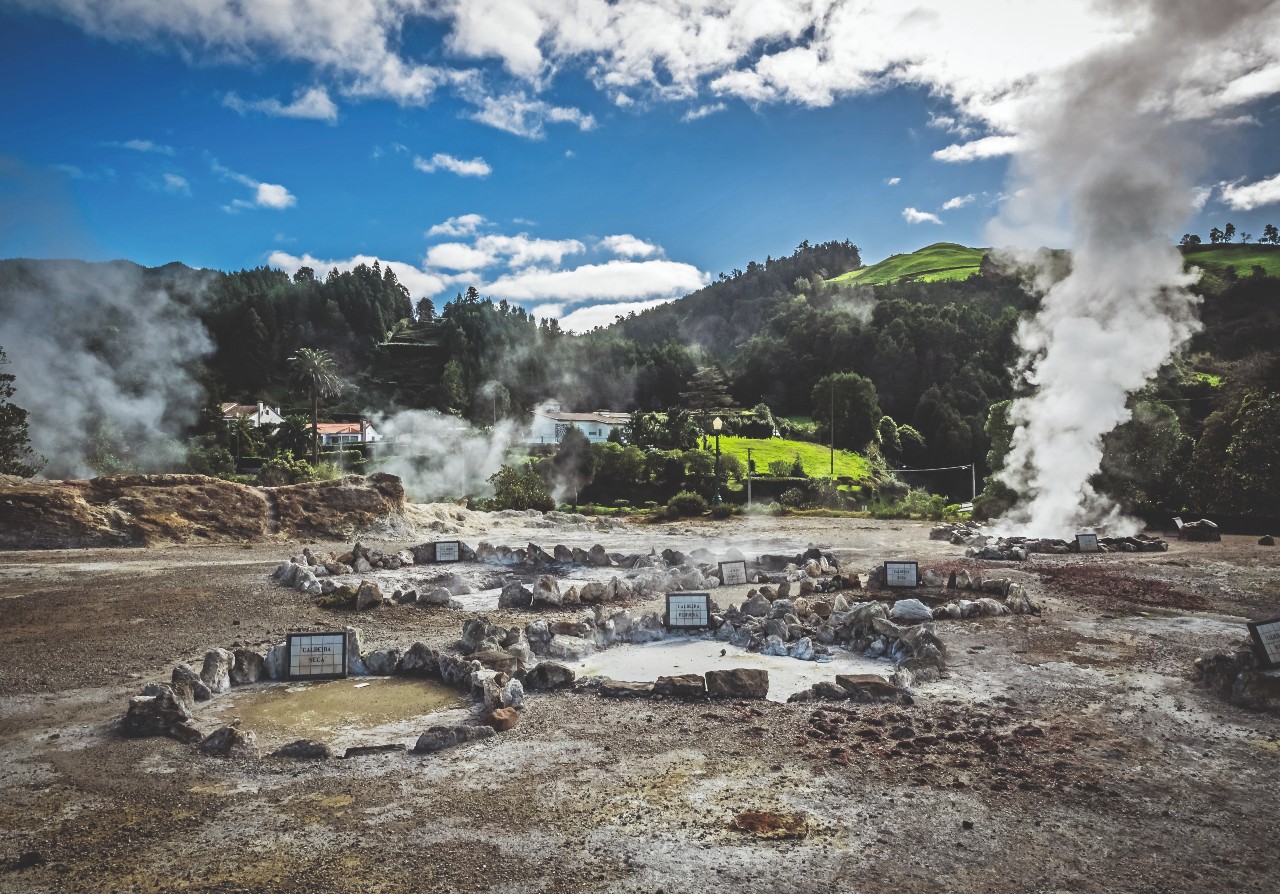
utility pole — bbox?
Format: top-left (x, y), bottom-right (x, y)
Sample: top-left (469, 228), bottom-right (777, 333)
top-left (712, 416), bottom-right (723, 505)
top-left (829, 384), bottom-right (835, 478)
top-left (746, 446), bottom-right (753, 508)
top-left (971, 463), bottom-right (977, 503)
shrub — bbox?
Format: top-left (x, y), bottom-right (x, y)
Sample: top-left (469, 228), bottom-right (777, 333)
top-left (779, 487), bottom-right (807, 507)
top-left (258, 452), bottom-right (318, 486)
top-left (766, 459), bottom-right (791, 477)
top-left (709, 502), bottom-right (734, 519)
top-left (667, 490), bottom-right (709, 517)
top-left (487, 463), bottom-right (554, 511)
top-left (789, 453), bottom-right (806, 477)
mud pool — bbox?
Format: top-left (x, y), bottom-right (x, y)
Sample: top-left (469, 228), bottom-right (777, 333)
top-left (568, 638), bottom-right (894, 701)
top-left (200, 676), bottom-right (470, 750)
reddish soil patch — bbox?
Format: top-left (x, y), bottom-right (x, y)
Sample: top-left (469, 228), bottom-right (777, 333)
top-left (1035, 561), bottom-right (1206, 610)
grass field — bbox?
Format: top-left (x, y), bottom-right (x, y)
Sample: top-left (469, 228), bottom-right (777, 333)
top-left (826, 242), bottom-right (986, 286)
top-left (717, 436), bottom-right (873, 481)
top-left (1182, 243), bottom-right (1280, 278)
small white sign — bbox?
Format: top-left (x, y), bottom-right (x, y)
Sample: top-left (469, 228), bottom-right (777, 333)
top-left (1249, 618), bottom-right (1280, 668)
top-left (434, 541), bottom-right (461, 562)
top-left (883, 561), bottom-right (919, 588)
top-left (1172, 517), bottom-right (1184, 530)
top-left (1076, 533), bottom-right (1101, 553)
top-left (287, 632), bottom-right (347, 679)
top-left (666, 592), bottom-right (710, 629)
top-left (719, 560), bottom-right (748, 586)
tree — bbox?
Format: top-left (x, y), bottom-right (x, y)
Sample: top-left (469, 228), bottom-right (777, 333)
top-left (415, 297), bottom-right (435, 321)
top-left (548, 426), bottom-right (596, 508)
top-left (1263, 223), bottom-right (1279, 244)
top-left (679, 365), bottom-right (736, 413)
top-left (0, 347), bottom-right (44, 477)
top-left (1224, 222), bottom-right (1236, 243)
top-left (1209, 227), bottom-right (1225, 244)
top-left (811, 372), bottom-right (881, 451)
top-left (269, 414), bottom-right (312, 459)
top-left (439, 360), bottom-right (467, 414)
top-left (1179, 233), bottom-right (1201, 246)
top-left (288, 347), bottom-right (343, 465)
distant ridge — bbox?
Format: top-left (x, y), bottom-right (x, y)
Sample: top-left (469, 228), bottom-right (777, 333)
top-left (826, 242), bottom-right (987, 286)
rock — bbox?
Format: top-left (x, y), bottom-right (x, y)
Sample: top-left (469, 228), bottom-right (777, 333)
top-left (553, 544), bottom-right (574, 562)
top-left (172, 664), bottom-right (213, 701)
top-left (272, 739), bottom-right (332, 760)
top-left (789, 637), bottom-right (816, 661)
top-left (345, 627), bottom-right (367, 675)
top-left (460, 617), bottom-right (501, 654)
top-left (363, 649), bottom-right (402, 675)
top-left (355, 580), bottom-right (384, 611)
top-left (761, 634), bottom-right (789, 657)
top-left (200, 723), bottom-right (258, 758)
top-left (498, 581), bottom-right (533, 609)
top-left (588, 544), bottom-right (616, 567)
top-left (200, 648), bottom-right (234, 695)
top-left (835, 674), bottom-right (902, 702)
top-left (471, 650), bottom-right (519, 675)
top-left (922, 569), bottom-right (944, 587)
top-left (975, 597), bottom-right (1010, 617)
top-left (1260, 535), bottom-right (1275, 546)
top-left (399, 642), bottom-right (438, 676)
top-left (502, 678), bottom-right (525, 709)
top-left (412, 725), bottom-right (496, 753)
top-left (547, 634), bottom-right (595, 661)
top-left (579, 581), bottom-right (609, 604)
top-left (705, 668), bottom-right (769, 699)
top-left (1180, 519), bottom-right (1221, 542)
top-left (524, 661), bottom-right (576, 690)
top-left (231, 649), bottom-right (266, 685)
top-left (419, 586), bottom-right (452, 606)
top-left (532, 575), bottom-right (562, 607)
top-left (123, 689), bottom-right (196, 740)
top-left (353, 556), bottom-right (373, 574)
top-left (599, 679), bottom-right (654, 698)
top-left (741, 593), bottom-right (771, 617)
top-left (482, 707), bottom-right (520, 731)
top-left (653, 674), bottom-right (706, 698)
top-left (890, 599), bottom-right (934, 624)
top-left (528, 543), bottom-right (555, 566)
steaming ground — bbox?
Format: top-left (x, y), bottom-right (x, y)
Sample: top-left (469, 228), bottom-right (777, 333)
top-left (0, 511), bottom-right (1277, 892)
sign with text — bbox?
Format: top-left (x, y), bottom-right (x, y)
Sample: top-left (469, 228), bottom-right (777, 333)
top-left (666, 592), bottom-right (711, 629)
top-left (434, 540), bottom-right (461, 562)
top-left (719, 560), bottom-right (748, 586)
top-left (287, 632), bottom-right (347, 680)
top-left (1248, 617), bottom-right (1280, 669)
top-left (1075, 533), bottom-right (1101, 553)
top-left (883, 561), bottom-right (919, 588)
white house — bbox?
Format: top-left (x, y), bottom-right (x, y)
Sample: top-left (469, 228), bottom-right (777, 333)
top-left (221, 402), bottom-right (285, 427)
top-left (526, 402), bottom-right (630, 445)
top-left (316, 421), bottom-right (383, 447)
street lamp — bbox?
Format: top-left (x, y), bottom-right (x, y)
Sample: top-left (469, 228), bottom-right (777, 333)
top-left (712, 416), bottom-right (723, 505)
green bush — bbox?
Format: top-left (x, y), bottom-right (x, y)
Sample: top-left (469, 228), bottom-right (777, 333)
top-left (258, 452), bottom-right (319, 486)
top-left (487, 463), bottom-right (554, 512)
top-left (709, 502), bottom-right (734, 519)
top-left (667, 490), bottom-right (709, 517)
top-left (766, 459), bottom-right (791, 477)
top-left (779, 487), bottom-right (807, 507)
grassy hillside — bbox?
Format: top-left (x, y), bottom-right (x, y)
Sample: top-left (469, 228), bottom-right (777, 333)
top-left (717, 436), bottom-right (873, 481)
top-left (827, 242), bottom-right (986, 286)
top-left (1182, 243), bottom-right (1280, 278)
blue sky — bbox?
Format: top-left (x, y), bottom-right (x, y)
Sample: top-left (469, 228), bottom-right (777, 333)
top-left (2, 1), bottom-right (1278, 331)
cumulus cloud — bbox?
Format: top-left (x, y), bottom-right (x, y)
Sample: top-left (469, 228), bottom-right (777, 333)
top-left (427, 213), bottom-right (488, 237)
top-left (933, 134), bottom-right (1022, 163)
top-left (269, 250), bottom-right (446, 299)
top-left (1219, 172), bottom-right (1280, 211)
top-left (413, 153), bottom-right (492, 177)
top-left (902, 207), bottom-right (943, 225)
top-left (223, 86), bottom-right (338, 122)
top-left (484, 258), bottom-right (707, 303)
top-left (557, 299), bottom-right (675, 333)
top-left (682, 102), bottom-right (725, 122)
top-left (474, 233), bottom-right (585, 268)
top-left (213, 160), bottom-right (296, 211)
top-left (885, 176), bottom-right (901, 186)
top-left (599, 234), bottom-right (659, 258)
top-left (941, 193), bottom-right (975, 210)
top-left (425, 242), bottom-right (495, 271)
top-left (465, 92), bottom-right (596, 138)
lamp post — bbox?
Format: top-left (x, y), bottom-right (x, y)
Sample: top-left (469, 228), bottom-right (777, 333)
top-left (712, 416), bottom-right (723, 505)
top-left (746, 445), bottom-right (753, 508)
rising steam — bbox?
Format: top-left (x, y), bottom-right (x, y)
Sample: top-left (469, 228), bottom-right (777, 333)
top-left (370, 409), bottom-right (524, 502)
top-left (989, 0), bottom-right (1275, 535)
top-left (0, 260), bottom-right (213, 478)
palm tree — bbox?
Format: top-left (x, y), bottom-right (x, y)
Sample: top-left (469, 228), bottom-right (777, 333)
top-left (288, 348), bottom-right (342, 465)
top-left (269, 414), bottom-right (312, 460)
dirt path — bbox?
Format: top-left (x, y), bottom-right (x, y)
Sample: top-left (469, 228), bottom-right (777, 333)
top-left (1, 515), bottom-right (1277, 892)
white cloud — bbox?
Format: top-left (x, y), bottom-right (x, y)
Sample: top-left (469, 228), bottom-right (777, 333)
top-left (413, 153), bottom-right (492, 177)
top-left (941, 193), bottom-right (975, 210)
top-left (1219, 173), bottom-right (1280, 211)
top-left (530, 302), bottom-right (564, 319)
top-left (886, 177), bottom-right (901, 186)
top-left (425, 242), bottom-right (496, 271)
top-left (269, 251), bottom-right (446, 299)
top-left (427, 213), bottom-right (488, 237)
top-left (467, 92), bottom-right (596, 139)
top-left (903, 207), bottom-right (943, 225)
top-left (557, 299), bottom-right (675, 333)
top-left (484, 258), bottom-right (707, 303)
top-left (682, 102), bottom-right (725, 122)
top-left (932, 134), bottom-right (1022, 163)
top-left (474, 233), bottom-right (585, 268)
top-left (223, 86), bottom-right (338, 122)
top-left (599, 234), bottom-right (659, 258)
top-left (213, 160), bottom-right (296, 211)
top-left (117, 139), bottom-right (174, 155)
top-left (1211, 115), bottom-right (1260, 128)
top-left (162, 173), bottom-right (190, 195)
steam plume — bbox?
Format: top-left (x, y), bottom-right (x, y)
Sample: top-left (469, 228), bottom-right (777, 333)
top-left (989, 0), bottom-right (1275, 535)
top-left (0, 260), bottom-right (212, 478)
top-left (371, 409), bottom-right (523, 502)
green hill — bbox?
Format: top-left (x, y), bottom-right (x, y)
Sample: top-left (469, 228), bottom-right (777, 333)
top-left (718, 436), bottom-right (873, 481)
top-left (827, 242), bottom-right (986, 286)
top-left (1181, 243), bottom-right (1280, 279)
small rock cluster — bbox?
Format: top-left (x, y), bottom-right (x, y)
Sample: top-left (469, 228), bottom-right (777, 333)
top-left (929, 523), bottom-right (985, 545)
top-left (1194, 641), bottom-right (1280, 712)
top-left (964, 534), bottom-right (1168, 560)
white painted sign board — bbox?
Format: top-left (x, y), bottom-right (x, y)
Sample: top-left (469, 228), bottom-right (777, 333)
top-left (1248, 617), bottom-right (1280, 669)
top-left (883, 561), bottom-right (919, 588)
top-left (287, 632), bottom-right (347, 680)
top-left (666, 592), bottom-right (710, 629)
top-left (719, 560), bottom-right (748, 586)
top-left (434, 540), bottom-right (461, 562)
top-left (1076, 533), bottom-right (1101, 553)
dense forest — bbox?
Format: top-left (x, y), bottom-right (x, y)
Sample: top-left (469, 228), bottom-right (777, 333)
top-left (0, 237), bottom-right (1277, 520)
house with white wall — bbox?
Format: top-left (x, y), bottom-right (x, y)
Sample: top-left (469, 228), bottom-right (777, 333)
top-left (221, 402), bottom-right (285, 427)
top-left (316, 421), bottom-right (383, 447)
top-left (526, 402), bottom-right (630, 445)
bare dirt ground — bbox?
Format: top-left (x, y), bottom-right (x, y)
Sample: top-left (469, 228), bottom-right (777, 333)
top-left (1, 514), bottom-right (1278, 893)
